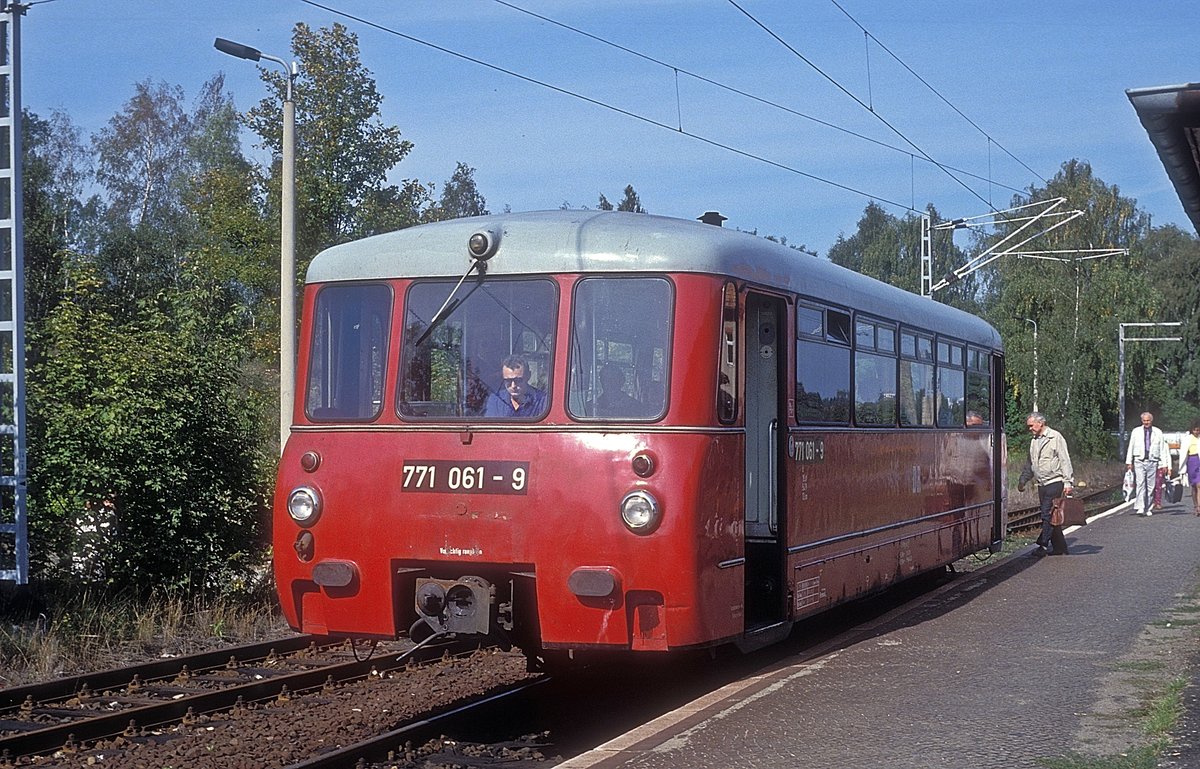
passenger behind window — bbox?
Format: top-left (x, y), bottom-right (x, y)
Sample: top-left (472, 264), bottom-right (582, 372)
top-left (595, 365), bottom-right (644, 418)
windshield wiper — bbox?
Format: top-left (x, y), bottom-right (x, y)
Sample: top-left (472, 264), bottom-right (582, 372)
top-left (414, 260), bottom-right (484, 347)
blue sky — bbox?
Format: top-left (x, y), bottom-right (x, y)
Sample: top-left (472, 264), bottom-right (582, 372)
top-left (18, 0), bottom-right (1200, 255)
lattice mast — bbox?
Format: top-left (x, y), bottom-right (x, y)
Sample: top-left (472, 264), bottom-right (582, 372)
top-left (0, 0), bottom-right (28, 585)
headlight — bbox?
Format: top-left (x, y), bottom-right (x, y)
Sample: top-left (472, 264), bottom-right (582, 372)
top-left (287, 486), bottom-right (322, 525)
top-left (468, 227), bottom-right (501, 260)
top-left (620, 490), bottom-right (661, 534)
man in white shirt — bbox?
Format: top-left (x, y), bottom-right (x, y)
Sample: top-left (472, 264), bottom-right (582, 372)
top-left (1125, 411), bottom-right (1170, 516)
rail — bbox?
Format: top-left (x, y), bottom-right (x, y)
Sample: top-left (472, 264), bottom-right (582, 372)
top-left (287, 676), bottom-right (553, 769)
top-left (0, 633), bottom-right (468, 762)
top-left (1006, 485), bottom-right (1122, 534)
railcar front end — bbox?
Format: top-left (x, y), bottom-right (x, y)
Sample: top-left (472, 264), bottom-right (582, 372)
top-left (274, 245), bottom-right (747, 660)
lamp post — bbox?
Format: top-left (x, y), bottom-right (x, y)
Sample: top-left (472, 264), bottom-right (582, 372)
top-left (214, 37), bottom-right (297, 455)
top-left (1023, 318), bottom-right (1038, 413)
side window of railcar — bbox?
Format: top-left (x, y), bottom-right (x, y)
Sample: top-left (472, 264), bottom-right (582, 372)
top-left (853, 317), bottom-right (897, 426)
top-left (898, 330), bottom-right (935, 426)
top-left (716, 281), bottom-right (738, 424)
top-left (567, 277), bottom-right (673, 421)
top-left (965, 347), bottom-right (991, 426)
top-left (936, 340), bottom-right (966, 427)
top-left (795, 304), bottom-right (850, 424)
top-left (306, 283), bottom-right (392, 422)
top-left (397, 279), bottom-right (557, 419)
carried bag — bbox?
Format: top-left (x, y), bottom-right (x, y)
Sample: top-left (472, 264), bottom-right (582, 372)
top-left (1122, 469), bottom-right (1135, 501)
top-left (1051, 494), bottom-right (1086, 527)
top-left (1062, 495), bottom-right (1087, 526)
top-left (1166, 476), bottom-right (1184, 504)
top-left (1050, 496), bottom-right (1065, 526)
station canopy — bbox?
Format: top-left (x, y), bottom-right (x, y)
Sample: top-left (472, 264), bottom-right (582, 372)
top-left (1127, 82), bottom-right (1200, 235)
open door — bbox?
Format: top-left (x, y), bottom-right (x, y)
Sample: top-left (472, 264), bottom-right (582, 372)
top-left (743, 292), bottom-right (787, 629)
top-left (991, 352), bottom-right (1006, 550)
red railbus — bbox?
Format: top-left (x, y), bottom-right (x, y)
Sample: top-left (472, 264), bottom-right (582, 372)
top-left (274, 210), bottom-right (1005, 665)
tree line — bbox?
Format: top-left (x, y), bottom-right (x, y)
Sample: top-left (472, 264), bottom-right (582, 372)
top-left (827, 160), bottom-right (1200, 457)
top-left (17, 20), bottom-right (1200, 593)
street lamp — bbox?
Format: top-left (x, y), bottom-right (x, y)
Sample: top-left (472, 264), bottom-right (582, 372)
top-left (1023, 318), bottom-right (1038, 413)
top-left (214, 37), bottom-right (297, 455)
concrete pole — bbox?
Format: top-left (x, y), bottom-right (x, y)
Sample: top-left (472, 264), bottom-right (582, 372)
top-left (213, 39), bottom-right (297, 455)
top-left (1118, 326), bottom-right (1126, 458)
top-left (280, 83), bottom-right (296, 455)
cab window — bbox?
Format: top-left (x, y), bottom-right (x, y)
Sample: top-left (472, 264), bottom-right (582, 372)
top-left (398, 278), bottom-right (557, 419)
top-left (567, 277), bottom-right (673, 420)
top-left (306, 283), bottom-right (392, 421)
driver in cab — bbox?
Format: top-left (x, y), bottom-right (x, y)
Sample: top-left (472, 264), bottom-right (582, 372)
top-left (484, 355), bottom-right (547, 417)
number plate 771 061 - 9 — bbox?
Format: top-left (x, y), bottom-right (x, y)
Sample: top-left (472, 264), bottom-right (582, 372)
top-left (401, 460), bottom-right (529, 495)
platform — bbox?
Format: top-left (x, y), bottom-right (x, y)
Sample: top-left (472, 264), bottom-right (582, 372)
top-left (559, 497), bottom-right (1200, 768)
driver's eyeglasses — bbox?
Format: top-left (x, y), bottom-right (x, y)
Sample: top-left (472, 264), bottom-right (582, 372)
top-left (503, 376), bottom-right (526, 386)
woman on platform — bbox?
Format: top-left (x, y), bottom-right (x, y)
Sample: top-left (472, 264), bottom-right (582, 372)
top-left (1181, 419), bottom-right (1200, 516)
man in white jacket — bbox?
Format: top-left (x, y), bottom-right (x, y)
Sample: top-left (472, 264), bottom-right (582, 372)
top-left (1125, 411), bottom-right (1170, 516)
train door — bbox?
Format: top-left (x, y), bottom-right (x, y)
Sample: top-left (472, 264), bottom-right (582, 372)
top-left (744, 292), bottom-right (787, 629)
top-left (991, 353), bottom-right (1007, 548)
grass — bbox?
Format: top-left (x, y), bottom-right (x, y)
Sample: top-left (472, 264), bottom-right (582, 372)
top-left (0, 580), bottom-right (289, 687)
top-left (1143, 677), bottom-right (1187, 736)
top-left (1037, 676), bottom-right (1187, 769)
top-left (953, 531), bottom-right (1036, 572)
top-left (1038, 745), bottom-right (1162, 769)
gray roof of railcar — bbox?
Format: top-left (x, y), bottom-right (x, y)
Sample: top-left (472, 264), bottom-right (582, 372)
top-left (307, 210), bottom-right (1002, 350)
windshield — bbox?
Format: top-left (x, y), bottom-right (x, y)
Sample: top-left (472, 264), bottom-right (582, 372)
top-left (305, 283), bottom-right (392, 421)
top-left (567, 277), bottom-right (673, 420)
top-left (398, 278), bottom-right (557, 419)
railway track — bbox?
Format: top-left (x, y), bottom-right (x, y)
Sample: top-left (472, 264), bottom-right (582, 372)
top-left (288, 675), bottom-right (554, 769)
top-left (1005, 484), bottom-right (1122, 534)
top-left (0, 632), bottom-right (478, 764)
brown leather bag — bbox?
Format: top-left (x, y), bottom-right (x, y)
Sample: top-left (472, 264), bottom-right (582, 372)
top-left (1052, 495), bottom-right (1086, 527)
top-left (1050, 497), bottom-right (1065, 526)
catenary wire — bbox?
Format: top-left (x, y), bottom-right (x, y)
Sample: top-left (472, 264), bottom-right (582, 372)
top-left (490, 0), bottom-right (1024, 196)
top-left (297, 0), bottom-right (916, 212)
top-left (725, 0), bottom-right (1000, 212)
top-left (829, 0), bottom-right (1046, 184)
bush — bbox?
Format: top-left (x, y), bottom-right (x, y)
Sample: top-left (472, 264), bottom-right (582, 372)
top-left (26, 269), bottom-right (273, 591)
